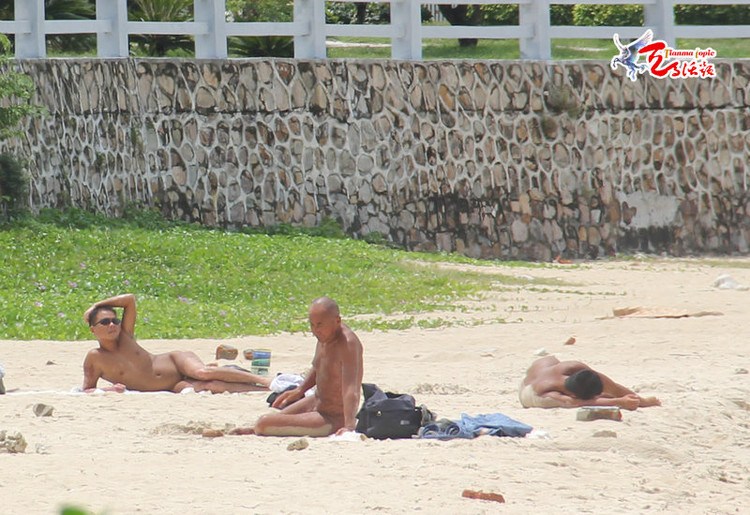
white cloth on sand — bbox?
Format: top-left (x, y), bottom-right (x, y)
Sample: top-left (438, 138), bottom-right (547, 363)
top-left (270, 373), bottom-right (305, 393)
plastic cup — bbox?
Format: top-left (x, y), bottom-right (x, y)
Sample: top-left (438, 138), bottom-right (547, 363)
top-left (250, 349), bottom-right (271, 374)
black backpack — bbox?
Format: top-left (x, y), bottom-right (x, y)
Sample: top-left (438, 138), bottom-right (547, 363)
top-left (355, 383), bottom-right (423, 439)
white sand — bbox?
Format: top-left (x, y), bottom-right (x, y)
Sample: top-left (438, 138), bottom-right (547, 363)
top-left (1, 258), bottom-right (749, 514)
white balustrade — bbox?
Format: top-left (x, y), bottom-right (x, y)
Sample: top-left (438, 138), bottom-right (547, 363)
top-left (4, 0), bottom-right (750, 60)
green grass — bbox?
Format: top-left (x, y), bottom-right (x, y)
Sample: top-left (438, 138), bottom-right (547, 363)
top-left (0, 209), bottom-right (561, 340)
top-left (327, 37), bottom-right (750, 60)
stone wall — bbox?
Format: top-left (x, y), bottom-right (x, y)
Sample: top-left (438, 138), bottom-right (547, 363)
top-left (6, 58), bottom-right (750, 260)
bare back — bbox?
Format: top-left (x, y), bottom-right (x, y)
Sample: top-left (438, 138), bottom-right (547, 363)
top-left (523, 356), bottom-right (589, 396)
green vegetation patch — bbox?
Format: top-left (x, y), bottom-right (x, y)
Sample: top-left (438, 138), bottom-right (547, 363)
top-left (0, 210), bottom-right (565, 340)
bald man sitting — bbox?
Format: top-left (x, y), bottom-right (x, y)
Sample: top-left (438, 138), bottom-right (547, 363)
top-left (229, 297), bottom-right (364, 437)
top-left (519, 356), bottom-right (661, 410)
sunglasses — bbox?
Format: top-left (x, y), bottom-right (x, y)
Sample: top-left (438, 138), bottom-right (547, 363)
top-left (95, 317), bottom-right (121, 327)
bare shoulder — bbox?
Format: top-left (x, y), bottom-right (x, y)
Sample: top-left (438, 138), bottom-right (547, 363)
top-left (527, 355), bottom-right (559, 375)
top-left (557, 360), bottom-right (590, 374)
top-left (84, 348), bottom-right (104, 363)
top-left (342, 324), bottom-right (363, 351)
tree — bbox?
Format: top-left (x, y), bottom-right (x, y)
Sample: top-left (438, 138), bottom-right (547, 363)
top-left (227, 0), bottom-right (294, 58)
top-left (438, 4), bottom-right (483, 48)
top-left (128, 0), bottom-right (194, 57)
top-left (0, 35), bottom-right (44, 220)
top-left (0, 0), bottom-right (97, 55)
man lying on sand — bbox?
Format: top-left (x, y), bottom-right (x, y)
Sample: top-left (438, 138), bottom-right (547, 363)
top-left (226, 297), bottom-right (363, 437)
top-left (83, 294), bottom-right (270, 393)
top-left (519, 356), bottom-right (661, 410)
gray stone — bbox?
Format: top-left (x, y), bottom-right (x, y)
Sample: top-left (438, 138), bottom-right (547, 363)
top-left (33, 403), bottom-right (54, 417)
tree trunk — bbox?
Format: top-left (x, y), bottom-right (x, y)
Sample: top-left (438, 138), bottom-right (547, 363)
top-left (355, 3), bottom-right (367, 24)
top-left (437, 4), bottom-right (482, 47)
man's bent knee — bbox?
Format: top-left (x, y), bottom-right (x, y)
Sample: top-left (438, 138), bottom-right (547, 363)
top-left (190, 367), bottom-right (214, 381)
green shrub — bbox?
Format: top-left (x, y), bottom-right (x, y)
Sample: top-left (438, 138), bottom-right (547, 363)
top-left (551, 5), bottom-right (575, 25)
top-left (229, 36), bottom-right (293, 58)
top-left (0, 34), bottom-right (43, 220)
top-left (572, 5), bottom-right (642, 26)
top-left (675, 5), bottom-right (750, 25)
top-left (227, 1), bottom-right (293, 58)
top-left (227, 0), bottom-right (293, 22)
top-left (480, 5), bottom-right (518, 26)
top-left (0, 152), bottom-right (27, 219)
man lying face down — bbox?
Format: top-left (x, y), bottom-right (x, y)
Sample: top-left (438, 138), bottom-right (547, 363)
top-left (519, 356), bottom-right (661, 410)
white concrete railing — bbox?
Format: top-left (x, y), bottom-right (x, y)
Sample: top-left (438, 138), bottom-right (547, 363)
top-left (4, 0), bottom-right (750, 60)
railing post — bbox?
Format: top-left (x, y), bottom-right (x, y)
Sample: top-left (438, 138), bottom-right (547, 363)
top-left (15, 0), bottom-right (46, 58)
top-left (195, 0), bottom-right (227, 58)
top-left (96, 0), bottom-right (128, 57)
top-left (644, 0), bottom-right (675, 47)
top-left (391, 0), bottom-right (422, 60)
top-left (294, 0), bottom-right (326, 59)
top-left (519, 0), bottom-right (551, 60)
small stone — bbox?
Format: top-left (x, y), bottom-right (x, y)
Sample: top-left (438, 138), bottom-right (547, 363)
top-left (287, 438), bottom-right (309, 451)
top-left (564, 337), bottom-right (576, 346)
top-left (0, 430), bottom-right (27, 453)
top-left (201, 428), bottom-right (225, 438)
top-left (33, 403), bottom-right (54, 417)
top-left (215, 344), bottom-right (238, 360)
top-left (462, 489), bottom-right (505, 503)
top-left (46, 361), bottom-right (56, 365)
top-left (592, 430), bottom-right (618, 438)
top-left (534, 348), bottom-right (548, 357)
top-left (735, 368), bottom-right (748, 375)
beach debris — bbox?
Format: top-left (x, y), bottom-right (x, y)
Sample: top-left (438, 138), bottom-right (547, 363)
top-left (592, 430), bottom-right (618, 438)
top-left (46, 360), bottom-right (56, 365)
top-left (526, 429), bottom-right (550, 439)
top-left (611, 306), bottom-right (723, 319)
top-left (553, 254), bottom-right (573, 265)
top-left (564, 336), bottom-right (576, 346)
top-left (201, 428), bottom-right (225, 438)
top-left (152, 421), bottom-right (222, 435)
top-left (287, 438), bottom-right (309, 451)
top-left (462, 489), bottom-right (505, 503)
top-left (215, 344), bottom-right (238, 360)
top-left (32, 403), bottom-right (54, 417)
top-left (712, 274), bottom-right (749, 290)
top-left (0, 430), bottom-right (28, 453)
top-left (576, 407), bottom-right (622, 422)
top-left (734, 368), bottom-right (748, 375)
top-left (411, 383), bottom-right (469, 395)
top-left (534, 347), bottom-right (548, 356)
top-left (328, 431), bottom-right (367, 442)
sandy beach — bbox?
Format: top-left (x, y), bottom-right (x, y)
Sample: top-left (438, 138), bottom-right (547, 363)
top-left (2, 258), bottom-right (749, 514)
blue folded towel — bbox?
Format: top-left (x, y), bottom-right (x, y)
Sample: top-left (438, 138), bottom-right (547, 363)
top-left (457, 413), bottom-right (533, 438)
top-left (419, 413), bottom-right (532, 440)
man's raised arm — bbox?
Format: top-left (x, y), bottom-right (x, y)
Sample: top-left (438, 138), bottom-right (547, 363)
top-left (83, 293), bottom-right (137, 334)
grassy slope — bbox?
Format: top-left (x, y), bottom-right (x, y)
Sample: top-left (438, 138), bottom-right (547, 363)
top-left (0, 211), bottom-right (548, 340)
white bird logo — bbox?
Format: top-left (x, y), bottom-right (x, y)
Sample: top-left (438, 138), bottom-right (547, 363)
top-left (611, 29), bottom-right (653, 81)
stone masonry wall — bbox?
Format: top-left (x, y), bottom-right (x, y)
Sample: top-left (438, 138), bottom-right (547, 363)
top-left (5, 58), bottom-right (750, 260)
